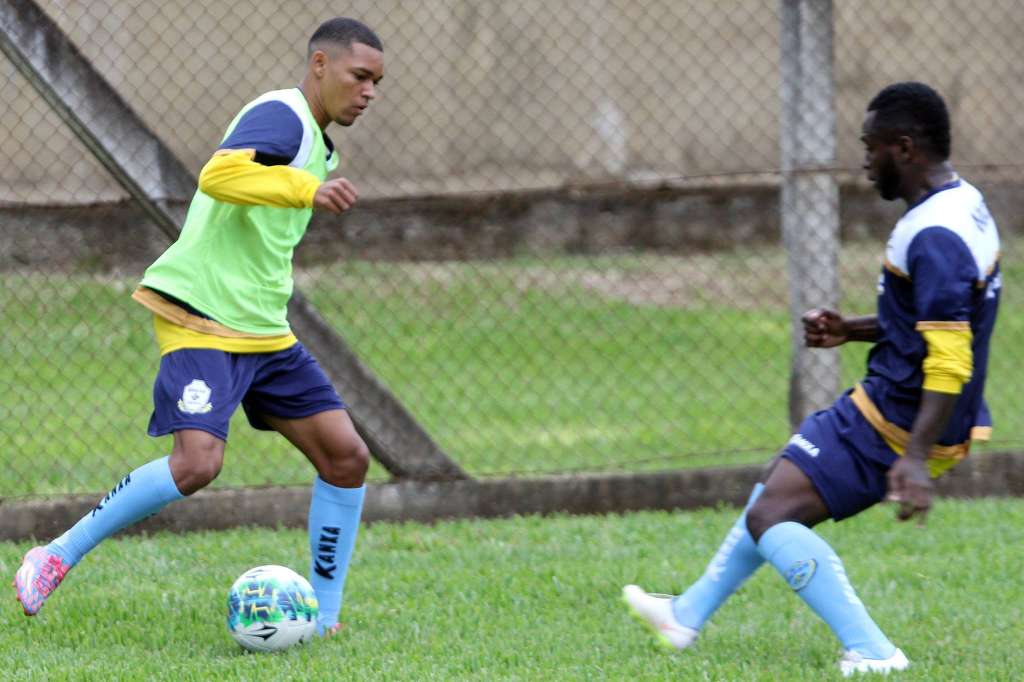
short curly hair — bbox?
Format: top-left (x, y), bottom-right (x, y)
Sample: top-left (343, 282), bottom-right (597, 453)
top-left (867, 82), bottom-right (951, 160)
top-left (308, 17), bottom-right (382, 57)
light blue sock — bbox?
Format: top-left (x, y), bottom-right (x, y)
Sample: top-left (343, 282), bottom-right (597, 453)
top-left (308, 477), bottom-right (365, 635)
top-left (48, 456), bottom-right (184, 566)
top-left (757, 521), bottom-right (896, 659)
top-left (672, 483), bottom-right (765, 629)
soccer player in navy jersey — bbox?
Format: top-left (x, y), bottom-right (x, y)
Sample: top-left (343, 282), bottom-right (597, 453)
top-left (624, 82), bottom-right (1000, 676)
top-left (15, 18), bottom-right (383, 638)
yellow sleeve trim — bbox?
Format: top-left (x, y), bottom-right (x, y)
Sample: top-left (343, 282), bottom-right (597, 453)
top-left (919, 328), bottom-right (973, 395)
top-left (198, 149), bottom-right (321, 208)
top-left (915, 320), bottom-right (970, 331)
top-left (971, 426), bottom-right (992, 442)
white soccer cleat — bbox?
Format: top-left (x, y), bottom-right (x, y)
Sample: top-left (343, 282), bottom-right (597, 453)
top-left (839, 648), bottom-right (910, 676)
top-left (621, 584), bottom-right (699, 650)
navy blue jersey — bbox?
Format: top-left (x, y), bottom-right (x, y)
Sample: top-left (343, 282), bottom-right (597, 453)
top-left (853, 178), bottom-right (1000, 472)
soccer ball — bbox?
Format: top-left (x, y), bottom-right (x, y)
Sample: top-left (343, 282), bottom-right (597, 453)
top-left (227, 564), bottom-right (319, 652)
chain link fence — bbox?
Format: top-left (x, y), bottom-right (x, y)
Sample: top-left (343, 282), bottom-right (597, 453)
top-left (2, 0), bottom-right (1023, 498)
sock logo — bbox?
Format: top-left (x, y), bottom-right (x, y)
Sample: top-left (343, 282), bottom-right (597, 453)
top-left (785, 558), bottom-right (817, 591)
top-left (91, 473), bottom-right (131, 517)
top-left (314, 526), bottom-right (341, 580)
top-left (828, 554), bottom-right (863, 606)
top-left (787, 433), bottom-right (821, 458)
top-left (705, 526), bottom-right (745, 582)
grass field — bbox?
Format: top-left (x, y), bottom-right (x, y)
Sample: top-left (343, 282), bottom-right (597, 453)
top-left (2, 498), bottom-right (1022, 680)
top-left (2, 242), bottom-right (1022, 496)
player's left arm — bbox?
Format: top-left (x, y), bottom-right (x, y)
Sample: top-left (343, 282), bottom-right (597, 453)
top-left (199, 149), bottom-right (322, 208)
top-left (887, 226), bottom-right (977, 522)
top-left (195, 99), bottom-right (357, 214)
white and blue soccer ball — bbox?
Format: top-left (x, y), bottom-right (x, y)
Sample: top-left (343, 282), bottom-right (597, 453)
top-left (227, 564), bottom-right (319, 652)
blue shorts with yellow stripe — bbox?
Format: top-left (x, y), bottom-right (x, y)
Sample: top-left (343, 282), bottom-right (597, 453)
top-left (781, 390), bottom-right (899, 521)
top-left (148, 342), bottom-right (346, 441)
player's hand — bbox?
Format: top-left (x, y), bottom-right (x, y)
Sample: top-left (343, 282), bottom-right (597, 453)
top-left (801, 308), bottom-right (848, 348)
top-left (885, 457), bottom-right (933, 525)
top-left (313, 178), bottom-right (359, 213)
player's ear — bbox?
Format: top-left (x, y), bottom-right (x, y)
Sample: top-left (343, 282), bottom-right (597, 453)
top-left (896, 135), bottom-right (914, 163)
top-left (310, 49), bottom-right (328, 77)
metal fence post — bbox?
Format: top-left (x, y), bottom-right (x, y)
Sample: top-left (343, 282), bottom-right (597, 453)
top-left (779, 0), bottom-right (840, 430)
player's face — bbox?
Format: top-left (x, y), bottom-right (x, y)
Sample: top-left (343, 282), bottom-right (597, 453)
top-left (861, 111), bottom-right (901, 201)
top-left (321, 42), bottom-right (384, 127)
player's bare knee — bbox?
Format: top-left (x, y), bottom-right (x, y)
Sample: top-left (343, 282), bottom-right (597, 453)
top-left (745, 500), bottom-right (777, 543)
top-left (319, 439), bottom-right (369, 487)
top-left (170, 437), bottom-right (225, 495)
top-left (173, 459), bottom-right (223, 495)
top-left (340, 439), bottom-right (370, 480)
top-left (747, 489), bottom-right (828, 542)
top-left (192, 454), bottom-right (224, 487)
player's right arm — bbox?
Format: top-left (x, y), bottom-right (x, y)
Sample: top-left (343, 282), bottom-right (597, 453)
top-left (197, 99), bottom-right (357, 214)
top-left (802, 309), bottom-right (879, 347)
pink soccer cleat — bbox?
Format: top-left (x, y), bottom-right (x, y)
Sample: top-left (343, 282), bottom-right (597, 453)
top-left (13, 546), bottom-right (72, 616)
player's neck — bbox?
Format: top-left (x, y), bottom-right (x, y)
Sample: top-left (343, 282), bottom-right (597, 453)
top-left (903, 162), bottom-right (957, 206)
top-left (298, 81), bottom-right (330, 132)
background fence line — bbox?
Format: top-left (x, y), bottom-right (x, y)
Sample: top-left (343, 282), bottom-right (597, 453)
top-left (2, 1), bottom-right (1023, 500)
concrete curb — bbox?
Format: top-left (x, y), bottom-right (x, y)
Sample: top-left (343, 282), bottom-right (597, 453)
top-left (2, 452), bottom-right (1022, 543)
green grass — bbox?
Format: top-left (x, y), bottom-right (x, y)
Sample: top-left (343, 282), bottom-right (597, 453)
top-left (2, 242), bottom-right (1022, 496)
top-left (2, 498), bottom-right (1022, 680)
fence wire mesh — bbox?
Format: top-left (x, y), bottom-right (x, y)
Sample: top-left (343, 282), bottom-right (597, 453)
top-left (2, 1), bottom-right (1022, 497)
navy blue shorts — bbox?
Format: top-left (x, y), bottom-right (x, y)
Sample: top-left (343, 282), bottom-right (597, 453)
top-left (781, 391), bottom-right (899, 521)
top-left (148, 343), bottom-right (346, 441)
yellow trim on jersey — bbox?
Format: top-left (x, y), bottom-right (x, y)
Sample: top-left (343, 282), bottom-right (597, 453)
top-left (152, 315), bottom-right (297, 355)
top-left (883, 258), bottom-right (910, 279)
top-left (850, 383), bottom-right (987, 477)
top-left (971, 425), bottom-right (992, 441)
top-left (132, 287), bottom-right (296, 355)
top-left (915, 321), bottom-right (970, 331)
top-left (916, 327), bottom-right (973, 394)
top-left (886, 255), bottom-right (1000, 288)
top-left (133, 287), bottom-right (282, 338)
top-left (198, 149), bottom-right (321, 208)
top-left (986, 253), bottom-right (1000, 276)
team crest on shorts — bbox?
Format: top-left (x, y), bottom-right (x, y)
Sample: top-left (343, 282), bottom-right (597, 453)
top-left (178, 379), bottom-right (213, 414)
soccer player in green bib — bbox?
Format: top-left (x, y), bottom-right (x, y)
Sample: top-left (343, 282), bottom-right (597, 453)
top-left (14, 17), bottom-right (384, 637)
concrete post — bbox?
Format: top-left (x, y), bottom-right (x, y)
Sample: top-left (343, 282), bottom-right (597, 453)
top-left (779, 0), bottom-right (840, 429)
